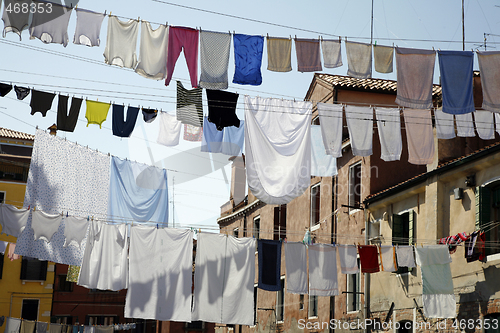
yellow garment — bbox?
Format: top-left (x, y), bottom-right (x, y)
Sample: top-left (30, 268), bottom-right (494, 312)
top-left (66, 265), bottom-right (80, 282)
top-left (267, 37), bottom-right (292, 72)
top-left (21, 320), bottom-right (36, 333)
top-left (85, 100), bottom-right (111, 128)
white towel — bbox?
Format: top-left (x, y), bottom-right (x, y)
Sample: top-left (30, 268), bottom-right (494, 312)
top-left (345, 41), bottom-right (372, 79)
top-left (317, 103), bottom-right (343, 157)
top-left (456, 112), bottom-right (475, 137)
top-left (125, 226), bottom-right (193, 321)
top-left (245, 96), bottom-right (312, 204)
top-left (496, 113), bottom-right (500, 135)
top-left (403, 109), bottom-right (435, 165)
top-left (311, 125), bottom-right (337, 176)
top-left (5, 318), bottom-right (21, 333)
top-left (285, 242), bottom-right (308, 294)
top-left (63, 216), bottom-right (89, 247)
top-left (31, 210), bottom-right (63, 243)
top-left (379, 245), bottom-right (397, 272)
top-left (192, 233), bottom-right (256, 326)
top-left (415, 245), bottom-right (456, 318)
top-left (373, 45), bottom-right (394, 73)
top-left (157, 112), bottom-right (182, 147)
top-left (345, 105), bottom-right (373, 156)
top-left (78, 221), bottom-right (128, 291)
top-left (338, 244), bottom-right (359, 274)
top-left (321, 39), bottom-right (343, 68)
top-left (0, 203), bottom-right (30, 238)
top-left (477, 51), bottom-right (500, 112)
top-left (395, 47), bottom-right (436, 109)
top-left (395, 245), bottom-right (416, 268)
top-left (434, 109), bottom-right (456, 139)
top-left (309, 244), bottom-right (339, 296)
top-left (375, 108), bottom-right (402, 161)
top-left (474, 110), bottom-right (495, 140)
top-left (135, 22), bottom-right (168, 80)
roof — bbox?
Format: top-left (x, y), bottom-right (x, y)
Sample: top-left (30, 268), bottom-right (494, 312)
top-left (311, 73), bottom-right (442, 96)
top-left (0, 128), bottom-right (35, 141)
top-left (364, 141), bottom-right (500, 206)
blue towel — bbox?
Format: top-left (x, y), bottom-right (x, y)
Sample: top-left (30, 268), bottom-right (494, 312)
top-left (232, 34), bottom-right (264, 86)
top-left (108, 157), bottom-right (169, 224)
top-left (311, 125), bottom-right (337, 176)
top-left (258, 239), bottom-right (282, 291)
top-left (438, 50), bottom-right (475, 115)
top-left (221, 120), bottom-right (244, 156)
top-left (201, 116), bottom-right (223, 153)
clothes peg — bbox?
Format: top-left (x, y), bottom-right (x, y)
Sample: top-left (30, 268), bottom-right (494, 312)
top-left (66, 212), bottom-right (68, 217)
top-left (109, 11), bottom-right (112, 17)
top-left (156, 224), bottom-right (159, 229)
top-left (87, 216), bottom-right (89, 221)
top-left (33, 206), bottom-right (36, 211)
top-left (198, 228), bottom-right (201, 234)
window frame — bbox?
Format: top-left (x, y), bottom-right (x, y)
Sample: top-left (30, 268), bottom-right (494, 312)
top-left (348, 162), bottom-right (362, 212)
top-left (310, 183), bottom-right (321, 227)
top-left (0, 191), bottom-right (5, 204)
top-left (276, 276), bottom-right (285, 323)
top-left (57, 274), bottom-right (73, 292)
top-left (233, 227), bottom-right (239, 238)
top-left (253, 216), bottom-right (260, 240)
top-left (308, 295), bottom-right (318, 318)
top-left (274, 204), bottom-right (287, 241)
top-left (346, 258), bottom-right (361, 313)
top-left (392, 210), bottom-right (414, 274)
top-left (21, 299), bottom-right (39, 321)
top-left (20, 257), bottom-right (48, 281)
top-left (477, 183), bottom-right (500, 257)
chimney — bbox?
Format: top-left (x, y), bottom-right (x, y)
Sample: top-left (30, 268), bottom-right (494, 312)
top-left (229, 155), bottom-right (246, 207)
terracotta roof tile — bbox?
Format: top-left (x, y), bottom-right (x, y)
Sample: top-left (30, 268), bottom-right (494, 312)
top-left (0, 128), bottom-right (35, 141)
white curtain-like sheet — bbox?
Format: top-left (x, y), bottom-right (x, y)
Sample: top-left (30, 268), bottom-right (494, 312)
top-left (192, 233), bottom-right (256, 326)
top-left (284, 242), bottom-right (308, 294)
top-left (125, 226), bottom-right (193, 322)
top-left (244, 96), bottom-right (312, 204)
top-left (308, 244), bottom-right (338, 296)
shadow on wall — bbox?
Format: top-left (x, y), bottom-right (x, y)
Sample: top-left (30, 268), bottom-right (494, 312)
top-left (457, 265), bottom-right (500, 333)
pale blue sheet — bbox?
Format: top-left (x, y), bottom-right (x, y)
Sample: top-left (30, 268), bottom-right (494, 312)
top-left (108, 157), bottom-right (168, 224)
top-left (221, 120), bottom-right (244, 156)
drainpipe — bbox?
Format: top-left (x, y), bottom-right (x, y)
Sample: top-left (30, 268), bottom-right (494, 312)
top-left (364, 208), bottom-right (370, 333)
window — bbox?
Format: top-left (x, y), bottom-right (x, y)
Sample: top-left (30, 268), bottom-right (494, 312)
top-left (312, 116), bottom-right (320, 125)
top-left (253, 285), bottom-right (258, 326)
top-left (349, 162), bottom-right (362, 210)
top-left (476, 185), bottom-right (500, 256)
top-left (299, 294), bottom-right (304, 310)
top-left (20, 257), bottom-right (48, 281)
top-left (185, 321), bottom-right (204, 329)
top-left (253, 216), bottom-right (260, 240)
top-left (308, 295), bottom-right (318, 318)
top-left (274, 204), bottom-right (287, 240)
top-left (0, 191), bottom-right (4, 203)
top-left (86, 316), bottom-right (118, 325)
top-left (233, 227), bottom-right (239, 238)
top-left (0, 253), bottom-right (3, 279)
top-left (276, 277), bottom-right (285, 322)
top-left (346, 259), bottom-right (360, 312)
top-left (393, 210), bottom-right (415, 274)
top-left (57, 274), bottom-right (73, 292)
top-left (310, 183), bottom-right (320, 226)
top-left (21, 299), bottom-right (39, 321)
top-left (53, 316), bottom-right (73, 325)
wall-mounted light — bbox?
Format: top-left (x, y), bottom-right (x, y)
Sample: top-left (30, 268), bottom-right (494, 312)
top-left (465, 175), bottom-right (476, 188)
top-left (454, 188), bottom-right (464, 200)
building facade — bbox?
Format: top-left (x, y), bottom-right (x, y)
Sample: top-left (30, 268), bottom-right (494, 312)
top-left (0, 128), bottom-right (55, 329)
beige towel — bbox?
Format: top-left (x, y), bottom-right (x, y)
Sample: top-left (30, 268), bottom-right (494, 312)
top-left (21, 320), bottom-right (36, 333)
top-left (403, 109), bottom-right (435, 165)
top-left (267, 37), bottom-right (292, 72)
top-left (373, 44), bottom-right (394, 73)
top-left (321, 39), bottom-right (343, 68)
top-left (477, 51), bottom-right (500, 112)
top-left (295, 38), bottom-right (322, 72)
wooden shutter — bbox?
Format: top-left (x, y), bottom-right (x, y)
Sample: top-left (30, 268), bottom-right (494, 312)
top-left (475, 186), bottom-right (491, 231)
top-left (392, 214), bottom-right (403, 245)
top-left (274, 207), bottom-right (280, 241)
top-left (408, 210), bottom-right (414, 245)
top-left (280, 205), bottom-right (287, 240)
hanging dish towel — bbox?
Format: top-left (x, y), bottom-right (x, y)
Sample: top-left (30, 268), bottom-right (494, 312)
top-left (317, 103), bottom-right (343, 157)
top-left (345, 105), bottom-right (373, 156)
top-left (284, 242), bottom-right (308, 294)
top-left (477, 51), bottom-right (500, 112)
top-left (321, 39), bottom-right (343, 68)
top-left (345, 41), bottom-right (372, 79)
top-left (373, 44), bottom-right (394, 73)
top-left (403, 109), bottom-right (435, 165)
top-left (267, 36), bottom-right (292, 72)
top-left (375, 107), bottom-right (402, 161)
top-left (309, 244), bottom-right (339, 296)
top-left (199, 30), bottom-right (231, 89)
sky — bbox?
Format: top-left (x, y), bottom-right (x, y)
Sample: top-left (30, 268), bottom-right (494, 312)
top-left (0, 0), bottom-right (499, 231)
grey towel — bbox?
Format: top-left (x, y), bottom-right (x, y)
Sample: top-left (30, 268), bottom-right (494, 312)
top-left (477, 51), bottom-right (500, 112)
top-left (395, 47), bottom-right (436, 109)
top-left (346, 41), bottom-right (372, 79)
top-left (295, 38), bottom-right (322, 72)
top-left (199, 31), bottom-right (231, 89)
top-left (373, 44), bottom-right (394, 73)
top-left (321, 39), bottom-right (343, 68)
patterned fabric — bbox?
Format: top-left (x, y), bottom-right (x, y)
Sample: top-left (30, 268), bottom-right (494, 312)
top-left (176, 81), bottom-right (203, 127)
top-left (16, 129), bottom-right (110, 265)
top-left (199, 31), bottom-right (231, 90)
top-left (439, 232), bottom-right (469, 254)
top-left (66, 265), bottom-right (80, 282)
top-left (183, 124), bottom-right (203, 142)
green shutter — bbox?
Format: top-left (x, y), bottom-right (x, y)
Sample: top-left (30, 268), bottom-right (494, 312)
top-left (392, 214), bottom-right (403, 245)
top-left (475, 186), bottom-right (491, 231)
top-left (408, 210), bottom-right (414, 246)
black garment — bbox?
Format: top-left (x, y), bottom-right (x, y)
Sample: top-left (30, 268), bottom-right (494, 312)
top-left (30, 90), bottom-right (55, 117)
top-left (142, 108), bottom-right (157, 123)
top-left (257, 239), bottom-right (282, 291)
top-left (57, 95), bottom-right (82, 132)
top-left (206, 89), bottom-right (240, 131)
top-left (0, 83), bottom-right (12, 97)
top-left (112, 104), bottom-right (139, 138)
top-left (14, 85), bottom-right (30, 100)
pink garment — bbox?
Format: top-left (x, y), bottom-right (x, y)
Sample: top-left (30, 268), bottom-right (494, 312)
top-left (7, 243), bottom-right (20, 261)
top-left (165, 26), bottom-right (199, 88)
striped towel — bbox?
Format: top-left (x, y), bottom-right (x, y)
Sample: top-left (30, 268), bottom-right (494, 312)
top-left (176, 81), bottom-right (203, 127)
